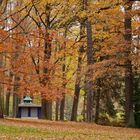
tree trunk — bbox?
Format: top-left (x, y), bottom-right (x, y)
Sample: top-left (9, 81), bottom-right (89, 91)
top-left (46, 101), bottom-right (52, 120)
top-left (60, 28), bottom-right (67, 121)
top-left (83, 93), bottom-right (87, 121)
top-left (5, 91), bottom-right (10, 116)
top-left (0, 86), bottom-right (4, 118)
top-left (0, 54), bottom-right (4, 118)
top-left (12, 76), bottom-right (20, 118)
top-left (41, 7), bottom-right (52, 119)
top-left (71, 84), bottom-right (81, 121)
top-left (41, 4), bottom-right (53, 120)
top-left (71, 22), bottom-right (85, 121)
top-left (55, 100), bottom-right (59, 121)
top-left (41, 98), bottom-right (47, 118)
top-left (12, 93), bottom-right (19, 118)
top-left (85, 19), bottom-right (94, 122)
top-left (95, 84), bottom-right (101, 124)
top-left (79, 0), bottom-right (94, 123)
top-left (41, 99), bottom-right (52, 120)
top-left (105, 92), bottom-right (115, 117)
top-left (124, 1), bottom-right (135, 127)
top-left (134, 73), bottom-right (140, 128)
top-left (60, 96), bottom-right (65, 121)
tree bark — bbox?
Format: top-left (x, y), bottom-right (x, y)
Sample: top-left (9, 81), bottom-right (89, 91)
top-left (41, 98), bottom-right (47, 118)
top-left (41, 99), bottom-right (52, 120)
top-left (13, 93), bottom-right (18, 118)
top-left (124, 1), bottom-right (135, 127)
top-left (0, 85), bottom-right (4, 118)
top-left (95, 82), bottom-right (101, 124)
top-left (41, 39), bottom-right (52, 119)
top-left (105, 92), bottom-right (115, 117)
top-left (5, 91), bottom-right (10, 116)
top-left (60, 64), bottom-right (66, 121)
top-left (60, 28), bottom-right (68, 121)
top-left (71, 84), bottom-right (81, 121)
top-left (0, 53), bottom-right (4, 118)
top-left (12, 82), bottom-right (20, 118)
top-left (71, 22), bottom-right (85, 121)
top-left (46, 101), bottom-right (52, 120)
top-left (134, 73), bottom-right (140, 128)
top-left (78, 0), bottom-right (94, 123)
top-left (41, 4), bottom-right (52, 119)
top-left (55, 100), bottom-right (59, 121)
top-left (60, 96), bottom-right (65, 121)
top-left (85, 19), bottom-right (94, 122)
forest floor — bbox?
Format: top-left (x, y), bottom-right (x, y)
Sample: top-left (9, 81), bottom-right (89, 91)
top-left (0, 118), bottom-right (140, 140)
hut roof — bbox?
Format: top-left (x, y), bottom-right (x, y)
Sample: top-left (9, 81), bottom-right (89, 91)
top-left (18, 103), bottom-right (41, 107)
top-left (23, 96), bottom-right (32, 101)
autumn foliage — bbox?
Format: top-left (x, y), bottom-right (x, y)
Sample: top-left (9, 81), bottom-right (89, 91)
top-left (0, 0), bottom-right (140, 128)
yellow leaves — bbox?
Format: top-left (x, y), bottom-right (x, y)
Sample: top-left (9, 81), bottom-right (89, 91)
top-left (0, 0), bottom-right (139, 102)
top-left (77, 10), bottom-right (87, 19)
top-left (20, 0), bottom-right (32, 5)
top-left (95, 32), bottom-right (110, 42)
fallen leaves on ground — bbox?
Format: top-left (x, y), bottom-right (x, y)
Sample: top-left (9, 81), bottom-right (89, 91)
top-left (0, 118), bottom-right (140, 140)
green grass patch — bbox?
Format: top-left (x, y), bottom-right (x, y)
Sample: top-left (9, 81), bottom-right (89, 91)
top-left (0, 121), bottom-right (140, 140)
top-left (0, 124), bottom-right (94, 140)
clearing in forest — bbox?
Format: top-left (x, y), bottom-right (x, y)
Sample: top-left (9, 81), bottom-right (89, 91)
top-left (0, 118), bottom-right (140, 140)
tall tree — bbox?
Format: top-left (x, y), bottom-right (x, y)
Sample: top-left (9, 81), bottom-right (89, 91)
top-left (124, 0), bottom-right (135, 127)
top-left (71, 21), bottom-right (85, 121)
top-left (60, 32), bottom-right (66, 121)
top-left (84, 0), bottom-right (94, 122)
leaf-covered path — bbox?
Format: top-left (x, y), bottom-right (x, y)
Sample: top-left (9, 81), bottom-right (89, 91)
top-left (0, 118), bottom-right (140, 140)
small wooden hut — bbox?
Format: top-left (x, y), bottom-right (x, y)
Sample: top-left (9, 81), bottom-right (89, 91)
top-left (18, 96), bottom-right (41, 119)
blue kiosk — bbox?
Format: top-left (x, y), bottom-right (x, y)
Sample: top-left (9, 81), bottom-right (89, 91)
top-left (18, 96), bottom-right (41, 119)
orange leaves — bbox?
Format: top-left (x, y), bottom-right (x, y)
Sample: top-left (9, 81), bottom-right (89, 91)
top-left (1, 0), bottom-right (139, 103)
